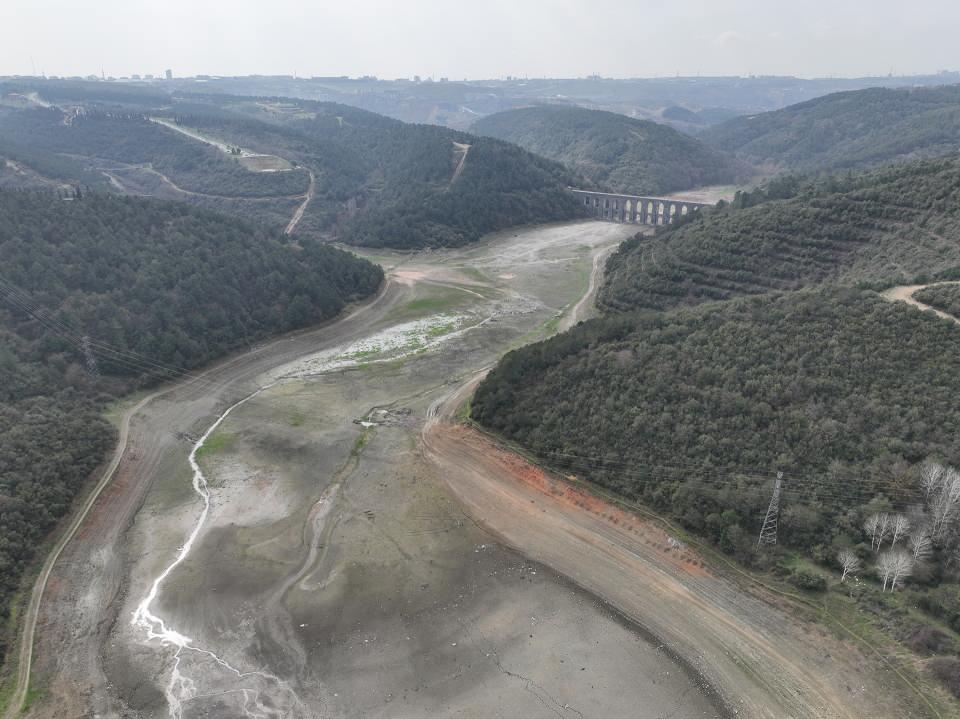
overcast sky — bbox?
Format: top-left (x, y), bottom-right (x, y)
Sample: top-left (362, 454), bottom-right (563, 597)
top-left (3, 0), bottom-right (957, 80)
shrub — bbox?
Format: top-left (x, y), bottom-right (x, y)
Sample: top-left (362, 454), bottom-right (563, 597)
top-left (929, 657), bottom-right (960, 698)
top-left (789, 569), bottom-right (827, 592)
top-left (905, 626), bottom-right (954, 656)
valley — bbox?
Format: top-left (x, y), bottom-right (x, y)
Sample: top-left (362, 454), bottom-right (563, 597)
top-left (14, 217), bottom-right (936, 718)
top-left (25, 221), bottom-right (734, 719)
top-left (3, 48), bottom-right (960, 718)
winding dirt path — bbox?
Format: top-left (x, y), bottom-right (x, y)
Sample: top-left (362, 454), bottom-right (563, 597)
top-left (881, 281), bottom-right (960, 325)
top-left (417, 256), bottom-right (927, 718)
top-left (5, 283), bottom-right (403, 719)
top-left (422, 381), bottom-right (916, 718)
top-left (558, 242), bottom-right (619, 332)
top-left (284, 170), bottom-right (315, 235)
top-left (4, 393), bottom-right (157, 719)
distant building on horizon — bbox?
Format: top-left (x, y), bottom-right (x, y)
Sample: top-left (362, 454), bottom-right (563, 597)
top-left (165, 69), bottom-right (173, 80)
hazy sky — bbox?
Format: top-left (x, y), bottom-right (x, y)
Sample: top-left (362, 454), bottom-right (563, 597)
top-left (3, 0), bottom-right (958, 80)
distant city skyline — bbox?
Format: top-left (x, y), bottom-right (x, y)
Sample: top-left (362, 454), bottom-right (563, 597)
top-left (2, 0), bottom-right (958, 81)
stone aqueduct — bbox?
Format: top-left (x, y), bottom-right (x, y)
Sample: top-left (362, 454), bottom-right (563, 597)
top-left (569, 188), bottom-right (709, 225)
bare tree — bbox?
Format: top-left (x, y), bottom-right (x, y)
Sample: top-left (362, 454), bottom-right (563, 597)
top-left (837, 549), bottom-right (861, 583)
top-left (921, 460), bottom-right (947, 501)
top-left (864, 513), bottom-right (884, 550)
top-left (876, 551), bottom-right (896, 591)
top-left (877, 550), bottom-right (914, 591)
top-left (930, 468), bottom-right (960, 541)
top-left (890, 514), bottom-right (911, 548)
top-left (909, 527), bottom-right (933, 561)
top-left (864, 512), bottom-right (892, 550)
top-left (890, 551), bottom-right (914, 591)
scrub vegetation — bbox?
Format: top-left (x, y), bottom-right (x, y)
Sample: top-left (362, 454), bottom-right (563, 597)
top-left (0, 108), bottom-right (310, 197)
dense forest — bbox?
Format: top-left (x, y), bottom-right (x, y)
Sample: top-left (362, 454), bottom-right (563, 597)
top-left (188, 99), bottom-right (587, 248)
top-left (0, 108), bottom-right (310, 197)
top-left (701, 85), bottom-right (960, 173)
top-left (914, 283), bottom-right (960, 318)
top-left (472, 105), bottom-right (749, 195)
top-left (474, 150), bottom-right (960, 696)
top-left (474, 289), bottom-right (960, 554)
top-left (0, 90), bottom-right (586, 247)
top-left (0, 191), bottom-right (382, 662)
top-left (338, 135), bottom-right (585, 248)
top-left (598, 158), bottom-right (960, 312)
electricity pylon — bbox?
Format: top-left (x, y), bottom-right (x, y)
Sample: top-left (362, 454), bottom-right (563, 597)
top-left (82, 335), bottom-right (99, 378)
top-left (757, 472), bottom-right (783, 548)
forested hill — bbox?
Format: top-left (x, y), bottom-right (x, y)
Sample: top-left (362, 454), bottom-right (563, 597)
top-left (182, 99), bottom-right (586, 248)
top-left (0, 108), bottom-right (311, 197)
top-left (700, 85), bottom-right (960, 173)
top-left (473, 289), bottom-right (960, 555)
top-left (0, 89), bottom-right (585, 248)
top-left (471, 105), bottom-right (750, 195)
top-left (598, 157), bottom-right (960, 313)
top-left (0, 191), bottom-right (383, 373)
top-left (0, 192), bottom-right (382, 661)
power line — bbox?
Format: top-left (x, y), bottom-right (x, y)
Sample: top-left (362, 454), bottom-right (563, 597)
top-left (0, 274), bottom-right (226, 391)
top-left (532, 451), bottom-right (924, 510)
top-left (535, 447), bottom-right (922, 496)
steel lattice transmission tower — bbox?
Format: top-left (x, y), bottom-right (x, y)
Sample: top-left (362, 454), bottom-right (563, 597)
top-left (81, 335), bottom-right (100, 378)
top-left (757, 472), bottom-right (783, 548)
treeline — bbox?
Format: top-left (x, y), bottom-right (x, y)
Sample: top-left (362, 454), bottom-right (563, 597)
top-left (598, 157), bottom-right (960, 313)
top-left (0, 191), bottom-right (382, 662)
top-left (472, 104), bottom-right (750, 195)
top-left (0, 108), bottom-right (309, 197)
top-left (474, 289), bottom-right (960, 558)
top-left (701, 85), bottom-right (960, 173)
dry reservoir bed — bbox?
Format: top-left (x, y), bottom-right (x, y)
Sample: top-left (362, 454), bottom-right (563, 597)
top-left (26, 221), bottom-right (906, 719)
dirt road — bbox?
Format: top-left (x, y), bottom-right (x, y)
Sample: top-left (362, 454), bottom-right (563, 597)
top-left (881, 282), bottom-right (960, 324)
top-left (18, 282), bottom-right (407, 718)
top-left (423, 380), bottom-right (917, 718)
top-left (4, 391), bottom-right (157, 719)
top-left (29, 222), bottom-right (700, 719)
top-left (15, 220), bottom-right (921, 718)
top-left (285, 170), bottom-right (315, 235)
top-left (449, 142), bottom-right (470, 185)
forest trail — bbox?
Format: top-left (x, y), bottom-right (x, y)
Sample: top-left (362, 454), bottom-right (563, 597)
top-left (881, 281), bottom-right (960, 325)
top-left (556, 234), bottom-right (644, 332)
top-left (7, 283), bottom-right (403, 719)
top-left (3, 392), bottom-right (158, 719)
top-left (285, 170), bottom-right (315, 234)
top-left (450, 141), bottom-right (470, 185)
